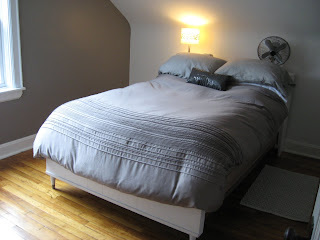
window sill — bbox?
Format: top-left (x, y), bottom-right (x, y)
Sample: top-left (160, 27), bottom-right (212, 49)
top-left (0, 87), bottom-right (25, 103)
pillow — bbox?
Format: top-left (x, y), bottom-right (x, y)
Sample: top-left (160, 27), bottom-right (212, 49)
top-left (159, 53), bottom-right (226, 79)
top-left (215, 59), bottom-right (291, 98)
top-left (187, 68), bottom-right (229, 91)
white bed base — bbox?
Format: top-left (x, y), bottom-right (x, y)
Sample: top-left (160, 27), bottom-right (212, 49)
top-left (46, 134), bottom-right (286, 240)
top-left (45, 138), bottom-right (279, 240)
top-left (46, 159), bottom-right (205, 240)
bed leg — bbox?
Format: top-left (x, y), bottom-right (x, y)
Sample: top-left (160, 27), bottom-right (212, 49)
top-left (50, 176), bottom-right (56, 189)
top-left (189, 235), bottom-right (196, 240)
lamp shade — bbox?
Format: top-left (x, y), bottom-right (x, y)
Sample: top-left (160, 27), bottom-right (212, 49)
top-left (181, 28), bottom-right (200, 45)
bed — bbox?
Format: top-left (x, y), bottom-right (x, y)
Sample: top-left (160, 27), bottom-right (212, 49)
top-left (33, 54), bottom-right (292, 240)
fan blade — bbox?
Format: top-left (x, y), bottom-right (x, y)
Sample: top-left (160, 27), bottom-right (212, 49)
top-left (275, 43), bottom-right (287, 52)
top-left (274, 53), bottom-right (283, 63)
top-left (261, 51), bottom-right (271, 59)
top-left (265, 40), bottom-right (275, 51)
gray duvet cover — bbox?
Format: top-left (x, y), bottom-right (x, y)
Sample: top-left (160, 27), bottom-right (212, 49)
top-left (33, 75), bottom-right (287, 211)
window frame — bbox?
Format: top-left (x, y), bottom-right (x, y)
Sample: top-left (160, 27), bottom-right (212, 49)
top-left (0, 0), bottom-right (24, 103)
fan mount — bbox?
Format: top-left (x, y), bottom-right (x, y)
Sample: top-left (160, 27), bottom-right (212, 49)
top-left (257, 36), bottom-right (290, 65)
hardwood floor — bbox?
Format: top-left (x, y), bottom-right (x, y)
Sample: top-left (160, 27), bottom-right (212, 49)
top-left (0, 150), bottom-right (318, 240)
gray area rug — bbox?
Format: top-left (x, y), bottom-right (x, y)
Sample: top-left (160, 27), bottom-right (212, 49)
top-left (241, 165), bottom-right (319, 222)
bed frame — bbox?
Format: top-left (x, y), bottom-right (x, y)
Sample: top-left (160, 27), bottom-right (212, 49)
top-left (46, 159), bottom-right (205, 240)
top-left (46, 82), bottom-right (295, 240)
top-left (46, 127), bottom-right (291, 240)
top-left (46, 134), bottom-right (287, 240)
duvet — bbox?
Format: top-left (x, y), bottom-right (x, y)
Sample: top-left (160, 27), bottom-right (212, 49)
top-left (33, 74), bottom-right (288, 211)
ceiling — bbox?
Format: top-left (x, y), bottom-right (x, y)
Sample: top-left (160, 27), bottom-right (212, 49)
top-left (111, 0), bottom-right (320, 34)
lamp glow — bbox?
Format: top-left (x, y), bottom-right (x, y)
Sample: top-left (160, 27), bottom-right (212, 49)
top-left (181, 28), bottom-right (200, 52)
top-left (180, 16), bottom-right (207, 26)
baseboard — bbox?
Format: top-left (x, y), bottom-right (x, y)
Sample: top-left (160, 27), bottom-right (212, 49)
top-left (0, 134), bottom-right (36, 160)
top-left (285, 139), bottom-right (320, 160)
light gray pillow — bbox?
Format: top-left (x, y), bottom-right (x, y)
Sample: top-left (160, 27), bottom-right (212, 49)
top-left (159, 53), bottom-right (226, 79)
top-left (215, 59), bottom-right (291, 98)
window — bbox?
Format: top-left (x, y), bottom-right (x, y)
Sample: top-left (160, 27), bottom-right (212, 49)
top-left (0, 0), bottom-right (24, 103)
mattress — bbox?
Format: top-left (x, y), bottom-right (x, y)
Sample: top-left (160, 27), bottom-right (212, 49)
top-left (33, 74), bottom-right (288, 211)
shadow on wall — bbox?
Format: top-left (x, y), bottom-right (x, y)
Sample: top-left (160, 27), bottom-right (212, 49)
top-left (284, 36), bottom-right (320, 145)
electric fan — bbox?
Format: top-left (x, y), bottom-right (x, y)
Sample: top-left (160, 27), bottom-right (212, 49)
top-left (257, 36), bottom-right (290, 65)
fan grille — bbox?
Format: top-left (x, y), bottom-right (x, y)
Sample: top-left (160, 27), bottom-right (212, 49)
top-left (257, 36), bottom-right (290, 65)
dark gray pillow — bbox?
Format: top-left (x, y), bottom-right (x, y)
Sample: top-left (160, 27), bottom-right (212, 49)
top-left (215, 59), bottom-right (291, 98)
top-left (159, 53), bottom-right (226, 79)
top-left (187, 68), bottom-right (229, 91)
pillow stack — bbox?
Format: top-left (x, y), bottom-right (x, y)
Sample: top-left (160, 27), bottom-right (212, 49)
top-left (158, 53), bottom-right (226, 79)
top-left (158, 53), bottom-right (229, 90)
top-left (158, 53), bottom-right (292, 98)
top-left (215, 59), bottom-right (291, 98)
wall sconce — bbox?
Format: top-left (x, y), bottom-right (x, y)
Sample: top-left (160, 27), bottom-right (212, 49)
top-left (181, 28), bottom-right (200, 53)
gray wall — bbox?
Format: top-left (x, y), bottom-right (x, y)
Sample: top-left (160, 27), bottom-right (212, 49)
top-left (0, 0), bottom-right (130, 144)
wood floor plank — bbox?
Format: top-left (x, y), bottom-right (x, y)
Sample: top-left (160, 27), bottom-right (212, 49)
top-left (12, 225), bottom-right (40, 240)
top-left (54, 195), bottom-right (144, 233)
top-left (27, 212), bottom-right (82, 240)
top-left (1, 167), bottom-right (61, 199)
top-left (20, 158), bottom-right (46, 172)
top-left (1, 174), bottom-right (89, 225)
top-left (85, 221), bottom-right (143, 240)
top-left (82, 214), bottom-right (144, 240)
top-left (34, 209), bottom-right (98, 240)
top-left (0, 203), bottom-right (66, 240)
top-left (52, 194), bottom-right (165, 240)
top-left (0, 186), bottom-right (120, 240)
top-left (2, 184), bottom-right (106, 240)
top-left (0, 175), bottom-right (10, 188)
top-left (0, 215), bottom-right (25, 240)
top-left (7, 161), bottom-right (50, 182)
top-left (0, 200), bottom-right (28, 217)
top-left (50, 185), bottom-right (148, 231)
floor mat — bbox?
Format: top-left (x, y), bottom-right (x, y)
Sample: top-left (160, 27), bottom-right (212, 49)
top-left (240, 165), bottom-right (319, 222)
